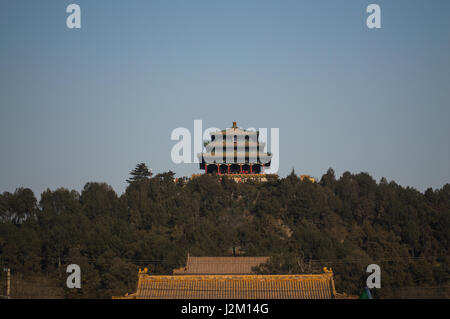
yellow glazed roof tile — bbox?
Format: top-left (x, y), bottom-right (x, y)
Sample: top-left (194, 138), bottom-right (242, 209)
top-left (133, 273), bottom-right (336, 299)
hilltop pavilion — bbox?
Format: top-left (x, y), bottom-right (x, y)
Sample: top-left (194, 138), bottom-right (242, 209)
top-left (198, 122), bottom-right (272, 175)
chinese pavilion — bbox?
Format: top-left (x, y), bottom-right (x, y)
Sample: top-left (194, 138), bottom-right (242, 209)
top-left (197, 122), bottom-right (272, 175)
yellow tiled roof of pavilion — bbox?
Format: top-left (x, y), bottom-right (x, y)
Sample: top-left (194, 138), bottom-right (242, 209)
top-left (115, 267), bottom-right (338, 299)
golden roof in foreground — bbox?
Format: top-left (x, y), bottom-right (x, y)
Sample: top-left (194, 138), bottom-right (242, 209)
top-left (115, 268), bottom-right (337, 299)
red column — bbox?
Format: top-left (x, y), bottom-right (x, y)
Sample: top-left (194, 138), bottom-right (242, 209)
top-left (217, 165), bottom-right (220, 175)
top-left (227, 165), bottom-right (230, 174)
top-left (250, 164), bottom-right (253, 174)
top-left (239, 164), bottom-right (243, 174)
top-left (205, 164), bottom-right (208, 174)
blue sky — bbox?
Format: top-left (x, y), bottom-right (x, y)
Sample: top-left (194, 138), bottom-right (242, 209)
top-left (1, 0), bottom-right (449, 197)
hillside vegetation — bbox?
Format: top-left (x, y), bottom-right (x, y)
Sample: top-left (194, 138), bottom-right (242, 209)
top-left (0, 169), bottom-right (449, 298)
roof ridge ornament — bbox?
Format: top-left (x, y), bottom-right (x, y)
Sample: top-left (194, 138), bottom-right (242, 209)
top-left (139, 267), bottom-right (149, 274)
top-left (323, 267), bottom-right (333, 273)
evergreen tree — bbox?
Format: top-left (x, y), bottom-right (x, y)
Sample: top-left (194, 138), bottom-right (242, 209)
top-left (126, 163), bottom-right (152, 184)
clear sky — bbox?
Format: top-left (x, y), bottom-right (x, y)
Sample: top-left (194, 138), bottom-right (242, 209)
top-left (1, 0), bottom-right (449, 197)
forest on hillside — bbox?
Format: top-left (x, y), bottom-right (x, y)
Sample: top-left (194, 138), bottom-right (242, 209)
top-left (0, 168), bottom-right (449, 298)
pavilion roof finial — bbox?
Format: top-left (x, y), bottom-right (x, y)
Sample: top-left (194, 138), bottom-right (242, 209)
top-left (232, 121), bottom-right (237, 129)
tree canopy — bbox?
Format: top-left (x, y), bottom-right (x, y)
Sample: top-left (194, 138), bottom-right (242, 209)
top-left (0, 169), bottom-right (449, 298)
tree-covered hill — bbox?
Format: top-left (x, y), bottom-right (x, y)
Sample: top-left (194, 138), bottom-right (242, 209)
top-left (0, 169), bottom-right (449, 298)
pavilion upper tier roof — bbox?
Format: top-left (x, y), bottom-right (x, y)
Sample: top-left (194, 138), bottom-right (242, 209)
top-left (206, 139), bottom-right (266, 148)
top-left (209, 122), bottom-right (258, 136)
